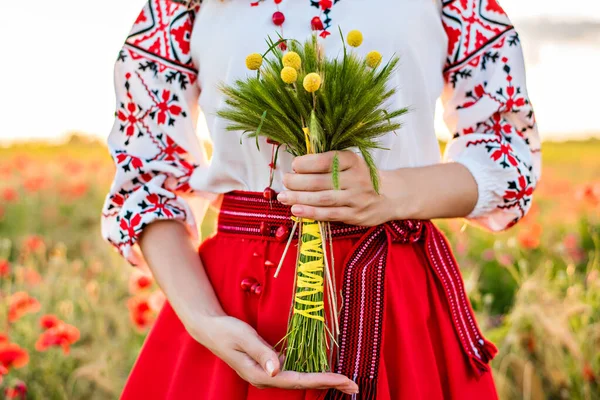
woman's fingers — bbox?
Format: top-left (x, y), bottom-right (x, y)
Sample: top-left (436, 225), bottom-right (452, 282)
top-left (223, 321), bottom-right (359, 394)
top-left (238, 330), bottom-right (281, 377)
top-left (237, 362), bottom-right (359, 394)
top-left (266, 371), bottom-right (359, 393)
top-left (290, 205), bottom-right (354, 223)
top-left (292, 151), bottom-right (357, 174)
top-left (283, 170), bottom-right (352, 191)
top-left (278, 190), bottom-right (353, 207)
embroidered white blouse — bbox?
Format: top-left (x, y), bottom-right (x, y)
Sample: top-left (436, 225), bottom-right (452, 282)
top-left (101, 0), bottom-right (541, 266)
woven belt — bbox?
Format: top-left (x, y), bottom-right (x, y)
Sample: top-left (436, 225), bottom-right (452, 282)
top-left (218, 191), bottom-right (497, 399)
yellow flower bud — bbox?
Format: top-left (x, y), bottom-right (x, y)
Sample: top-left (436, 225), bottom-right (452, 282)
top-left (283, 51), bottom-right (302, 70)
top-left (347, 30), bottom-right (363, 47)
top-left (281, 66), bottom-right (298, 84)
top-left (245, 53), bottom-right (263, 70)
top-left (303, 73), bottom-right (322, 93)
top-left (366, 51), bottom-right (382, 68)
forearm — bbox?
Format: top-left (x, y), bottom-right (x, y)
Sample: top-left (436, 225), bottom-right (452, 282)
top-left (139, 220), bottom-right (226, 336)
top-left (381, 162), bottom-right (478, 221)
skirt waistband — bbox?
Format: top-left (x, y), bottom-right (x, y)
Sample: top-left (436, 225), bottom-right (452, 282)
top-left (218, 191), bottom-right (423, 242)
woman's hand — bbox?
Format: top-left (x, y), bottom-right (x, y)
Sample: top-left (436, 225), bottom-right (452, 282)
top-left (278, 151), bottom-right (404, 226)
top-left (191, 315), bottom-right (359, 394)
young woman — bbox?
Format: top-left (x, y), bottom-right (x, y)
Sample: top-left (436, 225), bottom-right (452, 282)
top-left (101, 0), bottom-right (541, 398)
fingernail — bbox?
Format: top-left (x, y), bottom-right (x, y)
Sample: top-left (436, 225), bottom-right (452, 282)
top-left (345, 383), bottom-right (359, 394)
top-left (265, 360), bottom-right (275, 377)
top-left (277, 193), bottom-right (288, 203)
top-left (291, 205), bottom-right (303, 215)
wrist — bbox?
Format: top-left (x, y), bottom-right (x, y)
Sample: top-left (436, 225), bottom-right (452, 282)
top-left (379, 168), bottom-right (423, 221)
top-left (185, 312), bottom-right (228, 347)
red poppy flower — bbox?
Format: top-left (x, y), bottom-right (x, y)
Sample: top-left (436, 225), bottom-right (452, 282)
top-left (60, 182), bottom-right (89, 200)
top-left (0, 259), bottom-right (10, 278)
top-left (35, 322), bottom-right (80, 354)
top-left (23, 235), bottom-right (44, 253)
top-left (0, 333), bottom-right (8, 344)
top-left (4, 381), bottom-right (27, 399)
top-left (128, 269), bottom-right (154, 294)
top-left (577, 183), bottom-right (600, 206)
top-left (22, 267), bottom-right (42, 286)
top-left (127, 295), bottom-right (156, 331)
top-left (40, 314), bottom-right (61, 330)
top-left (63, 160), bottom-right (84, 175)
top-left (517, 223), bottom-right (542, 250)
top-left (583, 363), bottom-right (596, 383)
top-left (1, 188), bottom-right (18, 202)
top-left (22, 176), bottom-right (47, 193)
top-left (0, 164), bottom-right (13, 177)
top-left (0, 342), bottom-right (29, 370)
top-left (8, 292), bottom-right (41, 323)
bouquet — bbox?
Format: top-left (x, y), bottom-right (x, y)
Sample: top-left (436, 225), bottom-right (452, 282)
top-left (218, 29), bottom-right (407, 373)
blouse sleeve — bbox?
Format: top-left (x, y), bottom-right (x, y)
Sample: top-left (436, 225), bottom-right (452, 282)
top-left (101, 0), bottom-right (209, 266)
top-left (440, 0), bottom-right (541, 231)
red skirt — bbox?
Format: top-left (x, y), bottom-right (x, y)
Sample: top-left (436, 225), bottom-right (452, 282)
top-left (121, 191), bottom-right (498, 400)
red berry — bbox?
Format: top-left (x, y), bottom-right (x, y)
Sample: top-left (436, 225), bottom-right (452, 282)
top-left (279, 41), bottom-right (288, 51)
top-left (263, 187), bottom-right (277, 200)
top-left (272, 11), bottom-right (285, 26)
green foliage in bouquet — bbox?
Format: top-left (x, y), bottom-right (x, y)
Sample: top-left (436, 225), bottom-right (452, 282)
top-left (217, 29), bottom-right (408, 373)
top-left (218, 30), bottom-right (408, 192)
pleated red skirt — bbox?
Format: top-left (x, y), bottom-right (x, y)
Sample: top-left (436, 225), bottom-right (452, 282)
top-left (121, 191), bottom-right (498, 399)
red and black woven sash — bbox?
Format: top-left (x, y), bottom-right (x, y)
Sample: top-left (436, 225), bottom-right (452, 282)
top-left (218, 192), bottom-right (497, 400)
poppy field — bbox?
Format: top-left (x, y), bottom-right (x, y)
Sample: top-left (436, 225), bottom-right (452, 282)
top-left (0, 136), bottom-right (599, 399)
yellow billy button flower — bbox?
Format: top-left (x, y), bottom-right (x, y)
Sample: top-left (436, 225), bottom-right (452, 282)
top-left (366, 51), bottom-right (382, 68)
top-left (347, 30), bottom-right (363, 47)
top-left (283, 51), bottom-right (302, 70)
top-left (245, 53), bottom-right (263, 70)
top-left (281, 66), bottom-right (298, 84)
top-left (303, 73), bottom-right (322, 93)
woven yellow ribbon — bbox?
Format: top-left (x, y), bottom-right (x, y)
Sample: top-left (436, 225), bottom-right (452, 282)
top-left (290, 127), bottom-right (325, 321)
top-left (293, 219), bottom-right (325, 321)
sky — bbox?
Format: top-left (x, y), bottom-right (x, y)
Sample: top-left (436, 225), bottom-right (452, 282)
top-left (0, 0), bottom-right (599, 143)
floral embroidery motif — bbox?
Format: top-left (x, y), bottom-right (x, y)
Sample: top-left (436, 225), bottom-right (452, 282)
top-left (441, 0), bottom-right (541, 228)
top-left (310, 0), bottom-right (342, 38)
top-left (102, 0), bottom-right (201, 262)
